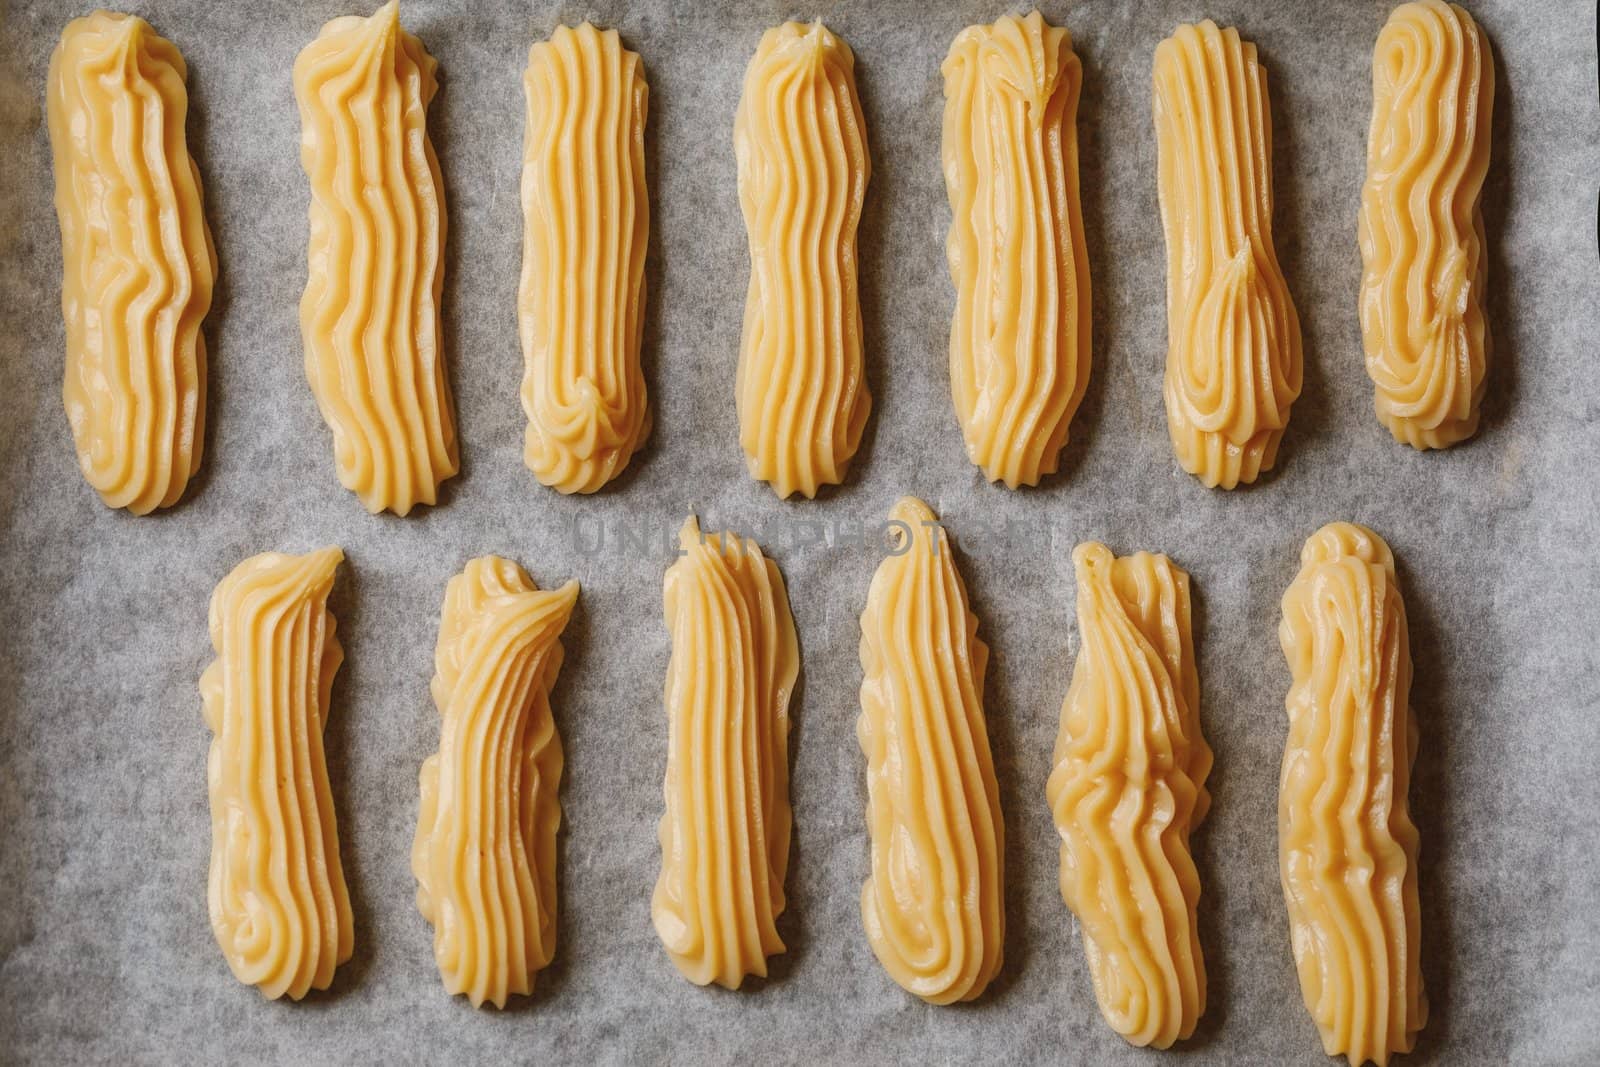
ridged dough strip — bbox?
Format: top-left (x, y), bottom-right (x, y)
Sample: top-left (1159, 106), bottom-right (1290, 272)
top-left (1047, 543), bottom-right (1212, 1047)
top-left (294, 1), bottom-right (458, 515)
top-left (1360, 1), bottom-right (1494, 449)
top-left (858, 497), bottom-right (1004, 1003)
top-left (1153, 21), bottom-right (1302, 489)
top-left (1279, 523), bottom-right (1426, 1066)
top-left (942, 12), bottom-right (1090, 489)
top-left (734, 20), bottom-right (872, 499)
top-left (520, 23), bottom-right (652, 494)
top-left (200, 548), bottom-right (352, 1000)
top-left (412, 558), bottom-right (579, 1008)
top-left (47, 11), bottom-right (216, 515)
top-left (653, 517), bottom-right (798, 988)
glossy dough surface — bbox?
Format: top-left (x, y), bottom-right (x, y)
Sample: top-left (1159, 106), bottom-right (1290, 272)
top-left (412, 558), bottom-right (578, 1008)
top-left (653, 517), bottom-right (798, 988)
top-left (942, 12), bottom-right (1090, 489)
top-left (858, 497), bottom-right (1003, 1003)
top-left (520, 23), bottom-right (652, 494)
top-left (1153, 21), bottom-right (1302, 489)
top-left (1360, 0), bottom-right (1493, 450)
top-left (1047, 544), bottom-right (1212, 1047)
top-left (294, 1), bottom-right (458, 515)
top-left (200, 548), bottom-right (352, 1000)
top-left (734, 21), bottom-right (871, 499)
top-left (1279, 523), bottom-right (1425, 1066)
top-left (48, 12), bottom-right (216, 515)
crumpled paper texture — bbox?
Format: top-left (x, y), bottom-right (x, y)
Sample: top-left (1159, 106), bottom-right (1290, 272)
top-left (0, 1), bottom-right (1596, 1062)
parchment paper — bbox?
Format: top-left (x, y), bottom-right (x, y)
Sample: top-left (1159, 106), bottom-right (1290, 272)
top-left (1, 1), bottom-right (1597, 1063)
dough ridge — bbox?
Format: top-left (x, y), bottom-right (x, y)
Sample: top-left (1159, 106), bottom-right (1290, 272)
top-left (1359, 0), bottom-right (1493, 449)
top-left (520, 23), bottom-right (652, 494)
top-left (412, 557), bottom-right (578, 1008)
top-left (734, 21), bottom-right (872, 499)
top-left (48, 12), bottom-right (216, 514)
top-left (653, 517), bottom-right (798, 988)
top-left (294, 1), bottom-right (458, 515)
top-left (200, 548), bottom-right (352, 1000)
top-left (1153, 21), bottom-right (1302, 489)
top-left (942, 12), bottom-right (1090, 489)
top-left (858, 497), bottom-right (1004, 1003)
top-left (1047, 543), bottom-right (1212, 1047)
top-left (1279, 522), bottom-right (1426, 1065)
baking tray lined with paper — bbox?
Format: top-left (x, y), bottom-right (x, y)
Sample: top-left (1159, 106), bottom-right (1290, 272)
top-left (1, 0), bottom-right (1597, 1063)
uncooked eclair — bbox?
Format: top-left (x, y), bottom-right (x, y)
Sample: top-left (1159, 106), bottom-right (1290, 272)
top-left (858, 497), bottom-right (1004, 1003)
top-left (200, 548), bottom-right (352, 1000)
top-left (1048, 543), bottom-right (1212, 1047)
top-left (735, 20), bottom-right (872, 499)
top-left (412, 557), bottom-right (578, 1008)
top-left (47, 11), bottom-right (216, 514)
top-left (1359, 0), bottom-right (1494, 449)
top-left (1153, 21), bottom-right (1303, 489)
top-left (294, 1), bottom-right (458, 515)
top-left (652, 517), bottom-right (798, 988)
top-left (520, 23), bottom-right (653, 493)
top-left (1279, 522), bottom-right (1426, 1065)
top-left (942, 12), bottom-right (1090, 489)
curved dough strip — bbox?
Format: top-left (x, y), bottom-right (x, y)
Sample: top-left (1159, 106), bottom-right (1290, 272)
top-left (943, 12), bottom-right (1090, 489)
top-left (1360, 0), bottom-right (1493, 450)
top-left (734, 20), bottom-right (872, 499)
top-left (653, 517), bottom-right (798, 988)
top-left (1279, 522), bottom-right (1426, 1065)
top-left (858, 497), bottom-right (1003, 1003)
top-left (294, 1), bottom-right (458, 515)
top-left (48, 12), bottom-right (216, 514)
top-left (200, 547), bottom-right (352, 1000)
top-left (412, 557), bottom-right (579, 1008)
top-left (1153, 21), bottom-right (1302, 489)
top-left (1047, 543), bottom-right (1212, 1047)
top-left (520, 23), bottom-right (652, 494)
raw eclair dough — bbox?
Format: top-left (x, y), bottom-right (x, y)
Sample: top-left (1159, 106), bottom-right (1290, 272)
top-left (412, 557), bottom-right (578, 1008)
top-left (1153, 21), bottom-right (1303, 490)
top-left (734, 21), bottom-right (872, 499)
top-left (943, 12), bottom-right (1090, 489)
top-left (653, 517), bottom-right (798, 988)
top-left (295, 1), bottom-right (458, 515)
top-left (1279, 523), bottom-right (1425, 1066)
top-left (859, 497), bottom-right (1003, 1003)
top-left (1360, 1), bottom-right (1493, 450)
top-left (1047, 544), bottom-right (1212, 1048)
top-left (200, 548), bottom-right (352, 1000)
top-left (48, 12), bottom-right (216, 515)
top-left (520, 23), bottom-right (652, 494)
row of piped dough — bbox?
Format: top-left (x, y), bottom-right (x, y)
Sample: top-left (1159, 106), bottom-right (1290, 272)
top-left (202, 507), bottom-right (1425, 1065)
top-left (49, 2), bottom-right (1494, 513)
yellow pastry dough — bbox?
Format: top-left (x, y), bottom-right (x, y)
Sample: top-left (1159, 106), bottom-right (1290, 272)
top-left (294, 1), bottom-right (458, 515)
top-left (1360, 1), bottom-right (1493, 450)
top-left (48, 12), bottom-right (216, 515)
top-left (520, 23), bottom-right (652, 494)
top-left (200, 547), bottom-right (352, 1000)
top-left (1046, 543), bottom-right (1212, 1047)
top-left (734, 21), bottom-right (872, 499)
top-left (412, 557), bottom-right (578, 1008)
top-left (653, 517), bottom-right (798, 988)
top-left (1153, 21), bottom-right (1303, 489)
top-left (943, 12), bottom-right (1090, 489)
top-left (1279, 523), bottom-right (1425, 1066)
top-left (858, 497), bottom-right (1003, 1003)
